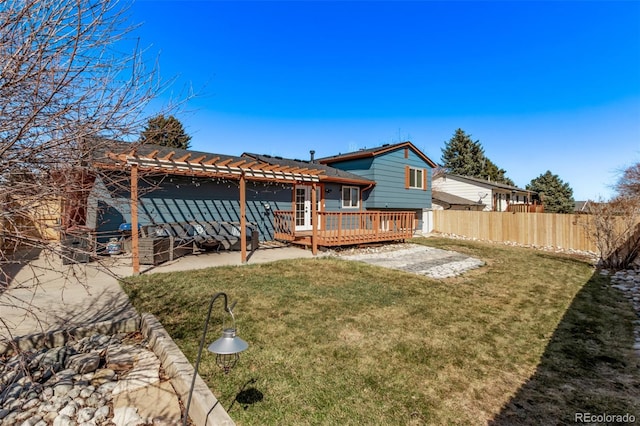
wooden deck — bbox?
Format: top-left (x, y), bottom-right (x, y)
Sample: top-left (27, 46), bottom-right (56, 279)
top-left (274, 210), bottom-right (416, 247)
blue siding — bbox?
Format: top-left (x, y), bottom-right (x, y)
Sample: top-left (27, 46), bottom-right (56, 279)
top-left (327, 158), bottom-right (374, 180)
top-left (322, 182), bottom-right (371, 211)
top-left (323, 183), bottom-right (343, 211)
top-left (327, 148), bottom-right (432, 210)
top-left (88, 175), bottom-right (293, 241)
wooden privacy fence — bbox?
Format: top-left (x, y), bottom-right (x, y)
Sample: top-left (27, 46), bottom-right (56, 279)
top-left (1, 197), bottom-right (62, 250)
top-left (433, 210), bottom-right (599, 252)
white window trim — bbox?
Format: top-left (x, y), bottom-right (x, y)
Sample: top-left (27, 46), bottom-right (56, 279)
top-left (341, 186), bottom-right (360, 208)
top-left (409, 167), bottom-right (423, 189)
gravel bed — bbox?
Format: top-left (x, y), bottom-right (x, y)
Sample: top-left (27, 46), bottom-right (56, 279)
top-left (0, 332), bottom-right (150, 426)
top-left (605, 268), bottom-right (640, 356)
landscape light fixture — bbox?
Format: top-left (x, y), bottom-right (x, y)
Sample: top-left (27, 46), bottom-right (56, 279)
top-left (183, 292), bottom-right (249, 426)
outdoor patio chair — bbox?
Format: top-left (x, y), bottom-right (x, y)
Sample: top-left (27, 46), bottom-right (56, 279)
top-left (216, 221), bottom-right (259, 252)
top-left (150, 222), bottom-right (193, 261)
top-left (189, 220), bottom-right (223, 250)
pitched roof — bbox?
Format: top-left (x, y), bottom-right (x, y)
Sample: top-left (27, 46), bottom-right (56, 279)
top-left (317, 141), bottom-right (438, 168)
top-left (436, 173), bottom-right (534, 194)
top-left (93, 140), bottom-right (325, 183)
top-left (242, 153), bottom-right (375, 186)
top-left (95, 139), bottom-right (241, 166)
top-left (432, 190), bottom-right (485, 207)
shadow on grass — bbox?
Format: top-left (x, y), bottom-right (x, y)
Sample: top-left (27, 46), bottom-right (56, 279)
top-left (489, 271), bottom-right (640, 425)
top-left (228, 378), bottom-right (264, 413)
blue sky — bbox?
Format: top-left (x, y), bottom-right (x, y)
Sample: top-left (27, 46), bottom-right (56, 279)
top-left (129, 0), bottom-right (640, 201)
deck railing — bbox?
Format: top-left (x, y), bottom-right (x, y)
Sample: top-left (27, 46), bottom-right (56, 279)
top-left (274, 210), bottom-right (295, 240)
top-left (274, 210), bottom-right (416, 246)
top-left (506, 203), bottom-right (544, 213)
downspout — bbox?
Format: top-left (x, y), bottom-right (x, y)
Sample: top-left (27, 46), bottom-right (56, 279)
top-left (362, 183), bottom-right (375, 193)
top-left (361, 183), bottom-right (374, 212)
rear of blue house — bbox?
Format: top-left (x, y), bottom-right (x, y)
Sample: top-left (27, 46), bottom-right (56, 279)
top-left (318, 141), bottom-right (437, 231)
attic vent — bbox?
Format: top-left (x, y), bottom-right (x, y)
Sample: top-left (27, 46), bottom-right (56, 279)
top-left (382, 144), bottom-right (389, 147)
top-left (275, 156), bottom-right (283, 159)
top-left (263, 154), bottom-right (272, 158)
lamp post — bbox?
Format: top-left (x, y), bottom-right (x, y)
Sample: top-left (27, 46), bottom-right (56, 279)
top-left (183, 292), bottom-right (249, 426)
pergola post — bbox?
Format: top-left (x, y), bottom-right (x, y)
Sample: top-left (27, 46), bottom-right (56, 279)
top-left (131, 163), bottom-right (140, 275)
top-left (311, 182), bottom-right (318, 255)
top-left (240, 173), bottom-right (247, 263)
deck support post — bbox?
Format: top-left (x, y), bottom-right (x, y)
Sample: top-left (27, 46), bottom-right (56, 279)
top-left (311, 182), bottom-right (318, 255)
top-left (131, 163), bottom-right (140, 275)
top-left (240, 173), bottom-right (247, 263)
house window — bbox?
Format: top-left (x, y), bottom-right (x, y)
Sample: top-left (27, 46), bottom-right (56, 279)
top-left (342, 186), bottom-right (360, 208)
top-left (408, 168), bottom-right (423, 189)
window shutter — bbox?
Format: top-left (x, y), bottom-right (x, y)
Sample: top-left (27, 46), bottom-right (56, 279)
top-left (405, 165), bottom-right (410, 189)
top-left (423, 168), bottom-right (427, 191)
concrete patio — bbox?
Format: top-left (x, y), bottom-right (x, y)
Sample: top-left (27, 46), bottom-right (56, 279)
top-left (0, 244), bottom-right (319, 341)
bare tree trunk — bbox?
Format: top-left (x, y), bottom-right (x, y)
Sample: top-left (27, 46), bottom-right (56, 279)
top-left (577, 197), bottom-right (640, 270)
top-left (0, 0), bottom-right (181, 339)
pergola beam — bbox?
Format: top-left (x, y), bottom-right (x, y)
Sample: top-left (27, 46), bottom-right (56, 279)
top-left (103, 150), bottom-right (326, 274)
top-left (175, 153), bottom-right (191, 162)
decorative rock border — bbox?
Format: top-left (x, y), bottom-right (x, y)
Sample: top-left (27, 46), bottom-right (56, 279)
top-left (0, 316), bottom-right (141, 356)
top-left (0, 314), bottom-right (235, 425)
top-left (432, 232), bottom-right (599, 263)
top-left (0, 333), bottom-right (147, 425)
top-left (603, 268), bottom-right (640, 356)
top-left (141, 313), bottom-right (234, 426)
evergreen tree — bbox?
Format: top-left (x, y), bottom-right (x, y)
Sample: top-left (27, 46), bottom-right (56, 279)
top-left (484, 158), bottom-right (515, 186)
top-left (526, 171), bottom-right (575, 213)
top-left (140, 115), bottom-right (191, 150)
top-left (441, 128), bottom-right (514, 185)
top-left (441, 129), bottom-right (486, 177)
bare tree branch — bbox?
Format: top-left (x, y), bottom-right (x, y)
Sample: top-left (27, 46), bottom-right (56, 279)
top-left (0, 0), bottom-right (185, 338)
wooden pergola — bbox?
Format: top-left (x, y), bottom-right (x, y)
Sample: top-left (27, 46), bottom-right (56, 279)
top-left (100, 148), bottom-right (326, 274)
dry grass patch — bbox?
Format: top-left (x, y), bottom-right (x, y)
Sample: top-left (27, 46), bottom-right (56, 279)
top-left (123, 237), bottom-right (640, 425)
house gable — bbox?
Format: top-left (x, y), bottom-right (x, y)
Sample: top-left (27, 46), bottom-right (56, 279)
top-left (318, 142), bottom-right (435, 210)
top-left (318, 141), bottom-right (437, 168)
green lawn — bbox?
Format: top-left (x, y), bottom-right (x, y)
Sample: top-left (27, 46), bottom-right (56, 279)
top-left (122, 237), bottom-right (640, 425)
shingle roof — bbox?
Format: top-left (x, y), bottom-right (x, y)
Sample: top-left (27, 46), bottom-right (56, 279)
top-left (432, 191), bottom-right (485, 206)
top-left (92, 139), bottom-right (243, 165)
top-left (317, 141), bottom-right (438, 168)
top-left (242, 153), bottom-right (375, 185)
top-left (439, 174), bottom-right (534, 193)
top-left (92, 139), bottom-right (326, 182)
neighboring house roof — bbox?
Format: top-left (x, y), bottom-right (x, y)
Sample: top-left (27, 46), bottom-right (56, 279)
top-left (316, 141), bottom-right (438, 168)
top-left (574, 201), bottom-right (590, 211)
top-left (242, 153), bottom-right (376, 186)
top-left (574, 200), bottom-right (602, 213)
top-left (432, 190), bottom-right (485, 207)
top-left (435, 173), bottom-right (534, 194)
